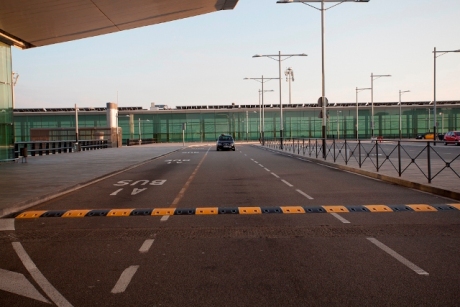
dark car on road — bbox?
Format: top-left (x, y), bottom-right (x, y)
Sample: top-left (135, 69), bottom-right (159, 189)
top-left (216, 134), bottom-right (235, 151)
top-left (444, 131), bottom-right (460, 146)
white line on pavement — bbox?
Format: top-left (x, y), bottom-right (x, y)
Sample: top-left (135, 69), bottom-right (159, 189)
top-left (367, 238), bottom-right (429, 276)
top-left (330, 213), bottom-right (351, 224)
top-left (296, 189), bottom-right (314, 200)
top-left (264, 168), bottom-right (270, 172)
top-left (317, 163), bottom-right (338, 170)
top-left (281, 179), bottom-right (293, 187)
top-left (160, 216), bottom-right (169, 222)
top-left (139, 239), bottom-right (155, 253)
top-left (111, 265), bottom-right (140, 294)
top-left (12, 242), bottom-right (73, 307)
top-left (0, 219), bottom-right (14, 231)
top-left (271, 173), bottom-right (280, 178)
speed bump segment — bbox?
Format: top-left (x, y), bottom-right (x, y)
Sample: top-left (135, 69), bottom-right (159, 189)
top-left (364, 205), bottom-right (393, 212)
top-left (16, 211), bottom-right (47, 219)
top-left (406, 204), bottom-right (437, 212)
top-left (322, 206), bottom-right (349, 213)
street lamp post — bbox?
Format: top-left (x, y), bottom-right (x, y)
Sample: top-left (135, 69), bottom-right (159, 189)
top-left (253, 52), bottom-right (307, 149)
top-left (371, 73), bottom-right (391, 139)
top-left (355, 87), bottom-right (371, 140)
top-left (276, 0), bottom-right (369, 157)
top-left (245, 76), bottom-right (279, 145)
top-left (258, 89), bottom-right (275, 142)
top-left (336, 110), bottom-right (341, 140)
top-left (439, 112), bottom-right (444, 134)
top-left (398, 90), bottom-right (410, 139)
top-left (433, 47), bottom-right (459, 145)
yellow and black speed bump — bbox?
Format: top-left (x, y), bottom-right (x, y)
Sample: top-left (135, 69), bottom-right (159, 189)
top-left (6, 204), bottom-right (460, 219)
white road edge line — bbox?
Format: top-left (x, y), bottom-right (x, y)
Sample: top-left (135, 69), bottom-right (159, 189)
top-left (330, 213), bottom-right (351, 224)
top-left (296, 189), bottom-right (314, 200)
top-left (139, 239), bottom-right (155, 253)
top-left (0, 219), bottom-right (15, 231)
top-left (271, 173), bottom-right (280, 178)
top-left (111, 265), bottom-right (140, 294)
top-left (12, 242), bottom-right (73, 307)
top-left (281, 179), bottom-right (293, 187)
top-left (367, 237), bottom-right (429, 276)
top-left (317, 163), bottom-right (338, 170)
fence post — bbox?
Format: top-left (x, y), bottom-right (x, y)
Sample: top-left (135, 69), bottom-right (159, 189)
top-left (345, 139), bottom-right (348, 165)
top-left (375, 140), bottom-right (379, 172)
top-left (333, 138), bottom-right (336, 162)
top-left (398, 141), bottom-right (402, 177)
top-left (427, 141), bottom-right (432, 183)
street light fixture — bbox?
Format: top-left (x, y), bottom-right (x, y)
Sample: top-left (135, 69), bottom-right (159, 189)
top-left (276, 0), bottom-right (369, 157)
top-left (433, 47), bottom-right (459, 144)
top-left (398, 90), bottom-right (410, 139)
top-left (371, 73), bottom-right (391, 139)
top-left (253, 52), bottom-right (307, 149)
top-left (244, 76), bottom-right (279, 145)
top-left (285, 67), bottom-right (294, 105)
top-left (355, 87), bottom-right (371, 140)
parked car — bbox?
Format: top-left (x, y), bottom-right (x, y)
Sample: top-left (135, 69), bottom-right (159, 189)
top-left (416, 132), bottom-right (435, 140)
top-left (216, 134), bottom-right (235, 151)
top-left (444, 131), bottom-right (460, 146)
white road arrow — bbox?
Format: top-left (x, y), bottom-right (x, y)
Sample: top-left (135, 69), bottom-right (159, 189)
top-left (0, 268), bottom-right (50, 303)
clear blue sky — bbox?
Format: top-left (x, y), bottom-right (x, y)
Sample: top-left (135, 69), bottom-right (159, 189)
top-left (12, 0), bottom-right (460, 109)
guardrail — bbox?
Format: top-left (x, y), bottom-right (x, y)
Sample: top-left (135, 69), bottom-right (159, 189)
top-left (125, 138), bottom-right (156, 146)
top-left (14, 140), bottom-right (108, 158)
top-left (264, 138), bottom-right (460, 184)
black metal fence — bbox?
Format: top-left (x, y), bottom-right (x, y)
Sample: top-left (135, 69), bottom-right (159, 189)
top-left (264, 138), bottom-right (460, 184)
top-left (14, 140), bottom-right (108, 158)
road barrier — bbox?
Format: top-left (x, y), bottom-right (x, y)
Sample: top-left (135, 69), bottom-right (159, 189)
top-left (14, 140), bottom-right (108, 158)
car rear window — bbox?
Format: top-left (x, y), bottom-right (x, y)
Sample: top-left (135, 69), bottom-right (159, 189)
top-left (219, 136), bottom-right (233, 141)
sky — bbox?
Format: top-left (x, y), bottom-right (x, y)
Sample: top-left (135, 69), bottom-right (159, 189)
top-left (11, 0), bottom-right (460, 110)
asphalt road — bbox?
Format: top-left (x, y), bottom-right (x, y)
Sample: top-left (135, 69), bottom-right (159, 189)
top-left (1, 144), bottom-right (459, 306)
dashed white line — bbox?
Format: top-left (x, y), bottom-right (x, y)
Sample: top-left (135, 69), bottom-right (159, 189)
top-left (296, 189), bottom-right (314, 200)
top-left (271, 172), bottom-right (280, 178)
top-left (330, 213), bottom-right (351, 224)
top-left (259, 164), bottom-right (264, 167)
top-left (12, 242), bottom-right (73, 307)
top-left (264, 168), bottom-right (270, 172)
top-left (160, 215), bottom-right (170, 222)
top-left (367, 238), bottom-right (429, 276)
top-left (111, 265), bottom-right (140, 294)
top-left (139, 239), bottom-right (155, 253)
top-left (281, 179), bottom-right (293, 187)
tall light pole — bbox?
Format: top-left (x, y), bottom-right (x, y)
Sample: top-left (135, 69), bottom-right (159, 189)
top-left (398, 90), bottom-right (410, 139)
top-left (433, 47), bottom-right (459, 145)
top-left (371, 73), bottom-right (391, 139)
top-left (245, 77), bottom-right (279, 145)
top-left (285, 67), bottom-right (294, 105)
top-left (355, 87), bottom-right (371, 140)
top-left (253, 52), bottom-right (307, 149)
top-left (336, 110), bottom-right (341, 140)
top-left (258, 89), bottom-right (274, 142)
top-left (276, 0), bottom-right (369, 157)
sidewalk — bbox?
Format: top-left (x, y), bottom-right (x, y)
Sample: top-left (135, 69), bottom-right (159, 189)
top-left (0, 144), bottom-right (184, 217)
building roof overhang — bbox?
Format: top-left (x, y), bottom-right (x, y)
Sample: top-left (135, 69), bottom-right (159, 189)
top-left (0, 0), bottom-right (239, 49)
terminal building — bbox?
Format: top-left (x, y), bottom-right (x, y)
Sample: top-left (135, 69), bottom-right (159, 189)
top-left (12, 100), bottom-right (460, 145)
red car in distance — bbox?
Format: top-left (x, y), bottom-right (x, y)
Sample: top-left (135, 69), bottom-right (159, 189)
top-left (444, 131), bottom-right (460, 146)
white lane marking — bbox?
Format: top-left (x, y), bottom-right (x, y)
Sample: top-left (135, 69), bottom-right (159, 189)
top-left (367, 238), bottom-right (429, 276)
top-left (281, 179), bottom-right (293, 187)
top-left (160, 215), bottom-right (169, 222)
top-left (330, 213), bottom-right (351, 224)
top-left (139, 239), bottom-right (155, 253)
top-left (296, 189), bottom-right (314, 200)
top-left (0, 268), bottom-right (50, 303)
top-left (0, 219), bottom-right (14, 231)
top-left (254, 161), bottom-right (258, 163)
top-left (259, 164), bottom-right (264, 167)
top-left (111, 265), bottom-right (140, 294)
top-left (264, 168), bottom-right (270, 172)
top-left (12, 242), bottom-right (73, 307)
top-left (110, 188), bottom-right (123, 196)
top-left (251, 158), bottom-right (254, 161)
top-left (271, 173), bottom-right (280, 178)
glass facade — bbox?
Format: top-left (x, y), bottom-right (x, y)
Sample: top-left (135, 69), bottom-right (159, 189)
top-left (0, 42), bottom-right (14, 160)
top-left (13, 104), bottom-right (460, 144)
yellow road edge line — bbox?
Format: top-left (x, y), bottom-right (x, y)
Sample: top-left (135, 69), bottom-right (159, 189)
top-left (322, 205), bottom-right (350, 213)
top-left (280, 206), bottom-right (306, 214)
top-left (364, 205), bottom-right (393, 212)
top-left (406, 204), bottom-right (437, 212)
top-left (195, 207), bottom-right (219, 215)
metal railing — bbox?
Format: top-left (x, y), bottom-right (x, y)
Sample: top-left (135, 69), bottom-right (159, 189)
top-left (265, 137), bottom-right (460, 184)
top-left (14, 140), bottom-right (108, 158)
